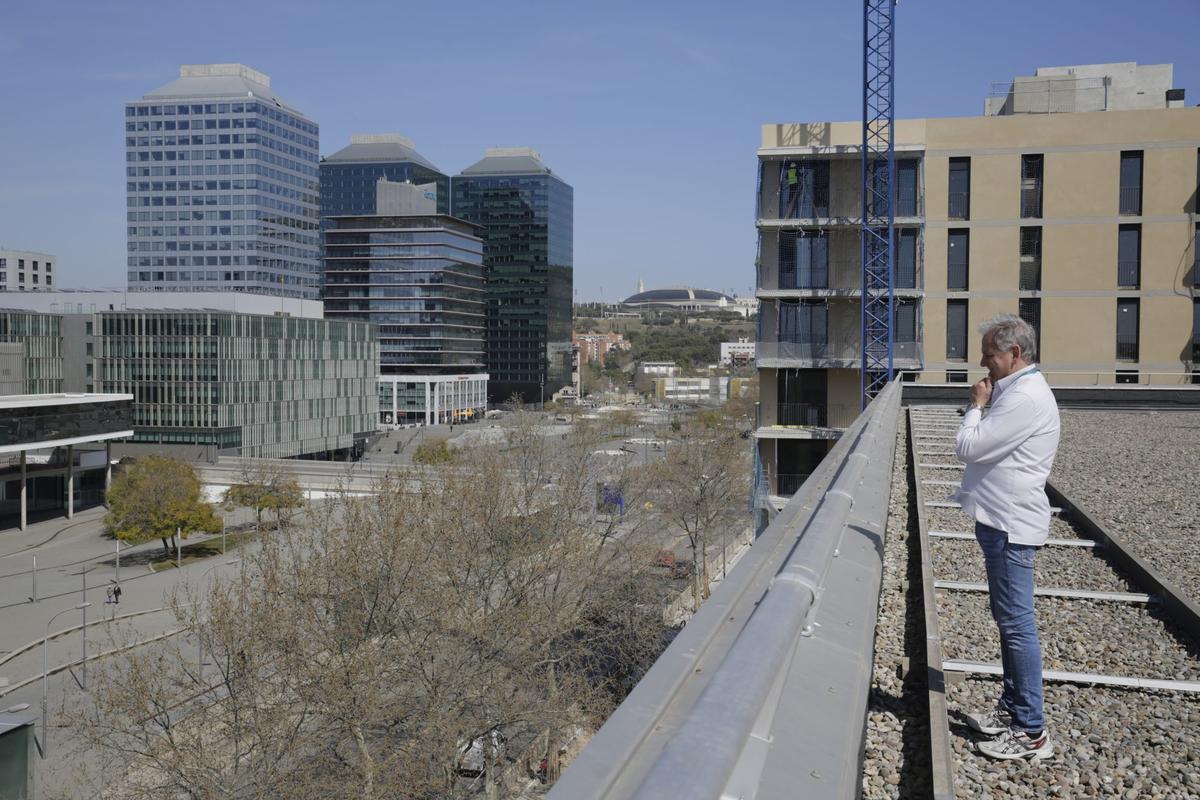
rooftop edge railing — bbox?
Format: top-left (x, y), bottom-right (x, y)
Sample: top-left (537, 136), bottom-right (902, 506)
top-left (548, 381), bottom-right (902, 800)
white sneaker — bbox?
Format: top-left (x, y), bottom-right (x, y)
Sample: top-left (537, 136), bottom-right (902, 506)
top-left (966, 706), bottom-right (1012, 736)
top-left (977, 727), bottom-right (1054, 761)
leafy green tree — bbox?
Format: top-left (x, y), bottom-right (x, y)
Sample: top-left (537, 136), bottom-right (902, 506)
top-left (105, 456), bottom-right (220, 555)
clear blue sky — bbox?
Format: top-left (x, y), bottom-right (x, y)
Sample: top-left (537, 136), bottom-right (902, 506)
top-left (1, 0), bottom-right (1196, 302)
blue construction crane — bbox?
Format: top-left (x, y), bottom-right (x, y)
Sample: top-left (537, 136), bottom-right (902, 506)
top-left (860, 0), bottom-right (897, 406)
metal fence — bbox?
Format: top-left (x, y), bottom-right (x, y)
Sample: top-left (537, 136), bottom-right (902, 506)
top-left (1119, 186), bottom-right (1142, 215)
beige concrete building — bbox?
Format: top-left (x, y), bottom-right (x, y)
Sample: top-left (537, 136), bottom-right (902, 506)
top-left (755, 63), bottom-right (1200, 497)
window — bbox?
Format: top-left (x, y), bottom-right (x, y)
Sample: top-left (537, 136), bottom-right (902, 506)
top-left (45, 262), bottom-right (52, 272)
top-left (1115, 370), bottom-right (1139, 384)
top-left (1020, 154), bottom-right (1043, 218)
top-left (1119, 151), bottom-right (1142, 215)
top-left (778, 301), bottom-right (827, 344)
top-left (1020, 227), bottom-right (1042, 290)
top-left (1117, 225), bottom-right (1141, 288)
top-left (778, 160), bottom-right (830, 218)
top-left (946, 299), bottom-right (968, 360)
top-left (946, 370), bottom-right (968, 383)
top-left (86, 342), bottom-right (94, 356)
top-left (947, 229), bottom-right (969, 290)
top-left (779, 230), bottom-right (828, 289)
top-left (1019, 298), bottom-right (1041, 361)
top-left (896, 228), bottom-right (918, 289)
top-left (896, 159), bottom-right (920, 216)
top-left (948, 157), bottom-right (970, 219)
top-left (1116, 299), bottom-right (1139, 361)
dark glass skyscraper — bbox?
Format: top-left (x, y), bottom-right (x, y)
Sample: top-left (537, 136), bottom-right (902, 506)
top-left (125, 64), bottom-right (320, 298)
top-left (320, 134), bottom-right (450, 218)
top-left (452, 148), bottom-right (573, 404)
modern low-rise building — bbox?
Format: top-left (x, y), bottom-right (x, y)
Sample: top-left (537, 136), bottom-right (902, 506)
top-left (720, 338), bottom-right (756, 367)
top-left (0, 393), bottom-right (133, 529)
top-left (0, 250), bottom-right (56, 292)
top-left (125, 64), bottom-right (321, 298)
top-left (755, 62), bottom-right (1200, 497)
top-left (322, 185), bottom-right (488, 426)
top-left (452, 148), bottom-right (573, 404)
top-left (652, 375), bottom-right (749, 404)
top-left (0, 291), bottom-right (376, 459)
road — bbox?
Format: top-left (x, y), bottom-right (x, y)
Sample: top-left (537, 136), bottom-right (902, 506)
top-left (0, 505), bottom-right (254, 797)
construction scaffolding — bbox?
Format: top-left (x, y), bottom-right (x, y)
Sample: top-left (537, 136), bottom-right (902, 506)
top-left (860, 0), bottom-right (897, 405)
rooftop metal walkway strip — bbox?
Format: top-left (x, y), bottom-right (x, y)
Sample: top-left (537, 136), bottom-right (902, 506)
top-left (548, 382), bottom-right (903, 800)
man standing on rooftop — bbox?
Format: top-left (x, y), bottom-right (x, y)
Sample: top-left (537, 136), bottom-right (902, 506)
top-left (953, 313), bottom-right (1060, 762)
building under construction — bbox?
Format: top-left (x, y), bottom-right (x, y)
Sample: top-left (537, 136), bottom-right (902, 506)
top-left (754, 62), bottom-right (1200, 500)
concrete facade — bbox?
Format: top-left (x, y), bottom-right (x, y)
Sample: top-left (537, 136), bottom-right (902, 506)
top-left (985, 62), bottom-right (1183, 116)
top-left (755, 65), bottom-right (1200, 496)
top-left (0, 250), bottom-right (56, 292)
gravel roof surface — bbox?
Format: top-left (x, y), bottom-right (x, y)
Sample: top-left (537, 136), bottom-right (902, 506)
top-left (1051, 410), bottom-right (1200, 604)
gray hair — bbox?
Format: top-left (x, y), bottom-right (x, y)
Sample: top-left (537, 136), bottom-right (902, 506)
top-left (978, 313), bottom-right (1038, 362)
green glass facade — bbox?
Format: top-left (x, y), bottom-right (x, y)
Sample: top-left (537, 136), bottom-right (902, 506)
top-left (452, 156), bottom-right (573, 403)
top-left (0, 311), bottom-right (63, 394)
top-left (95, 311), bottom-right (377, 457)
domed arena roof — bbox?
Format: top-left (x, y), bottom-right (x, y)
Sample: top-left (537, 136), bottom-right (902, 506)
top-left (621, 287), bottom-right (734, 306)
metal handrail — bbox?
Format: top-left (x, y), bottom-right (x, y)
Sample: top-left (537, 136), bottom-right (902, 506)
top-left (549, 382), bottom-right (903, 800)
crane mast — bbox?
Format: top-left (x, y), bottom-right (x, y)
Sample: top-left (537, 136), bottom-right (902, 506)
top-left (860, 0), bottom-right (897, 405)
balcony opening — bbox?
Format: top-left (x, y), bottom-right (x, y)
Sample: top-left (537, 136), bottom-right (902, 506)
top-left (947, 229), bottom-right (969, 290)
top-left (779, 160), bottom-right (830, 219)
top-left (1117, 224), bottom-right (1141, 289)
top-left (779, 230), bottom-right (829, 289)
top-left (1116, 298), bottom-right (1139, 362)
top-left (1020, 154), bottom-right (1043, 218)
top-left (1019, 298), bottom-right (1041, 361)
top-left (775, 438), bottom-right (830, 495)
top-left (895, 228), bottom-right (919, 289)
top-left (1119, 151), bottom-right (1143, 215)
top-left (1019, 227), bottom-right (1042, 290)
top-left (948, 157), bottom-right (971, 220)
top-left (946, 299), bottom-right (968, 361)
top-left (776, 368), bottom-right (827, 426)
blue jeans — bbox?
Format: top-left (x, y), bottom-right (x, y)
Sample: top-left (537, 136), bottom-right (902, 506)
top-left (975, 522), bottom-right (1044, 733)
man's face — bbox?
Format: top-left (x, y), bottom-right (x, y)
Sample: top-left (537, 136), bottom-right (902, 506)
top-left (979, 332), bottom-right (1019, 382)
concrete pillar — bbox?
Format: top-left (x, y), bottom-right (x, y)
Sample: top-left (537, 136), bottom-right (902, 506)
top-left (424, 381), bottom-right (431, 426)
top-left (19, 450), bottom-right (26, 531)
top-left (66, 444), bottom-right (74, 519)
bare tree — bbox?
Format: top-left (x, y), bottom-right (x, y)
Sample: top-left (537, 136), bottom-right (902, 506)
top-left (651, 416), bottom-right (751, 610)
top-left (70, 417), bottom-right (667, 798)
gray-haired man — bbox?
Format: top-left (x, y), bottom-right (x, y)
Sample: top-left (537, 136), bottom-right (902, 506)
top-left (953, 314), bottom-right (1060, 761)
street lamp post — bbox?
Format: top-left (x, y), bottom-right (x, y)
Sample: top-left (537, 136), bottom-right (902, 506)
top-left (42, 602), bottom-right (91, 758)
top-left (197, 559), bottom-right (240, 682)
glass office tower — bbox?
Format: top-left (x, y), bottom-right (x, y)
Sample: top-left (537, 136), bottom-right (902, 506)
top-left (323, 213), bottom-right (487, 426)
top-left (320, 134), bottom-right (450, 218)
top-left (452, 148), bottom-right (573, 404)
top-left (125, 64), bottom-right (320, 298)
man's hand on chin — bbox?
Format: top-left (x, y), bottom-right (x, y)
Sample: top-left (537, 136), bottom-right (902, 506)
top-left (969, 377), bottom-right (993, 410)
